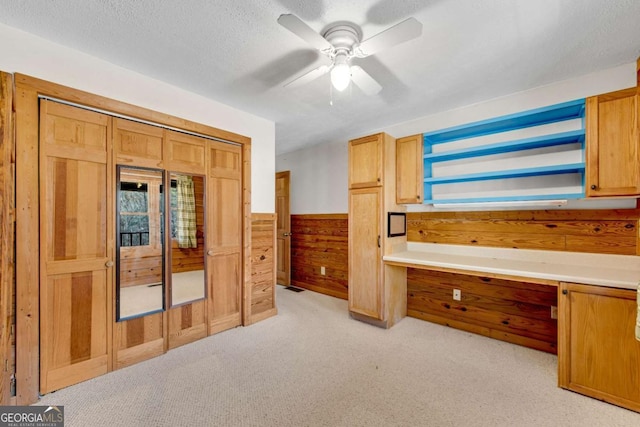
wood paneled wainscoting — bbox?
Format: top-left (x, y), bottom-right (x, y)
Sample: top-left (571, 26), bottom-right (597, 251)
top-left (405, 209), bottom-right (640, 353)
top-left (291, 214), bottom-right (348, 300)
top-left (249, 214), bottom-right (277, 324)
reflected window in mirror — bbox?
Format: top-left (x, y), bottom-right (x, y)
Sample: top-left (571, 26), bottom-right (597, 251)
top-left (169, 173), bottom-right (206, 306)
top-left (117, 166), bottom-right (165, 320)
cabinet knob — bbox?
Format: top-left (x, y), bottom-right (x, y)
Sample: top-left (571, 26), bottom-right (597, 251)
top-left (590, 184), bottom-right (597, 190)
top-left (562, 289), bottom-right (568, 295)
top-left (417, 195), bottom-right (421, 200)
top-left (207, 249), bottom-right (214, 256)
top-left (105, 260), bottom-right (114, 268)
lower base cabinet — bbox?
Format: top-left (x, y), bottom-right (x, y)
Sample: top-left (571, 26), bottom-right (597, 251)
top-left (558, 282), bottom-right (640, 412)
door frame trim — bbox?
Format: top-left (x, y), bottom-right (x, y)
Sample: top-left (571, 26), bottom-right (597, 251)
top-left (13, 73), bottom-right (252, 404)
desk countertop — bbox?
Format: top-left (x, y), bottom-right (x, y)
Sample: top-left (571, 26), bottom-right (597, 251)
top-left (383, 242), bottom-right (640, 290)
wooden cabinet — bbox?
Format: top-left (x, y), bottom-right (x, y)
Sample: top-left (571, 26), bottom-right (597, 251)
top-left (349, 187), bottom-right (383, 318)
top-left (349, 133), bottom-right (382, 188)
top-left (558, 282), bottom-right (640, 412)
top-left (586, 88), bottom-right (640, 197)
top-left (348, 133), bottom-right (406, 328)
top-left (396, 134), bottom-right (423, 204)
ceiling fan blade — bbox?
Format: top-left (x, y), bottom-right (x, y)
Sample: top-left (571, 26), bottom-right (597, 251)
top-left (350, 66), bottom-right (382, 96)
top-left (278, 14), bottom-right (334, 53)
top-left (284, 65), bottom-right (331, 88)
top-left (355, 17), bottom-right (422, 58)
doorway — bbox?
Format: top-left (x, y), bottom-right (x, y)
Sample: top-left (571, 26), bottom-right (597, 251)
top-left (275, 171), bottom-right (291, 286)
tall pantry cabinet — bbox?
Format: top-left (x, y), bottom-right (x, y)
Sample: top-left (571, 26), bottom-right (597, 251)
top-left (348, 133), bottom-right (407, 328)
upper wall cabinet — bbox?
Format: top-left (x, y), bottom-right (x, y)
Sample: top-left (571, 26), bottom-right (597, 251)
top-left (396, 134), bottom-right (423, 204)
top-left (586, 87), bottom-right (640, 197)
top-left (349, 134), bottom-right (383, 188)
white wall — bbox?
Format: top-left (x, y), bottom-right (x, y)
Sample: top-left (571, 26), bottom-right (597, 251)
top-left (277, 140), bottom-right (347, 214)
top-left (277, 62), bottom-right (638, 214)
top-left (0, 23), bottom-right (275, 212)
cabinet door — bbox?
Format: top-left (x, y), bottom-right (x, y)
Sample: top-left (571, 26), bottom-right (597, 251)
top-left (349, 134), bottom-right (382, 189)
top-left (586, 88), bottom-right (640, 197)
top-left (558, 282), bottom-right (640, 412)
top-left (348, 188), bottom-right (383, 319)
top-left (396, 134), bottom-right (423, 204)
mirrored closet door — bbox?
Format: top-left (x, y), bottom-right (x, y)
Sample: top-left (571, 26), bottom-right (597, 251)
top-left (116, 166), bottom-right (165, 320)
top-left (168, 172), bottom-right (206, 306)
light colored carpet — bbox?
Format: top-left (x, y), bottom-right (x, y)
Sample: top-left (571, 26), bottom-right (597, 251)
top-left (38, 286), bottom-right (640, 426)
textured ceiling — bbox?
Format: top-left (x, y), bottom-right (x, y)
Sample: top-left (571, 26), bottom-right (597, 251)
top-left (1, 0), bottom-right (639, 154)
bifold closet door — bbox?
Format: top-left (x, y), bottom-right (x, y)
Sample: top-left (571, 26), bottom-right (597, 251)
top-left (207, 141), bottom-right (243, 334)
top-left (39, 100), bottom-right (113, 394)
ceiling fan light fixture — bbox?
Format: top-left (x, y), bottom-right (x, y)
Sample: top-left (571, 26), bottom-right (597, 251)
top-left (331, 62), bottom-right (351, 91)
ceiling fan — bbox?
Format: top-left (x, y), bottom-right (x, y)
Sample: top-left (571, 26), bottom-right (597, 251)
top-left (277, 14), bottom-right (422, 95)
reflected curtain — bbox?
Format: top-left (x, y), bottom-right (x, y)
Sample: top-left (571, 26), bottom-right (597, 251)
top-left (177, 175), bottom-right (197, 248)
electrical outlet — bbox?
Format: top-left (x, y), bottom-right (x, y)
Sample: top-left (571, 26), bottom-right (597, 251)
top-left (453, 289), bottom-right (461, 301)
top-left (551, 306), bottom-right (558, 319)
top-left (320, 266), bottom-right (326, 276)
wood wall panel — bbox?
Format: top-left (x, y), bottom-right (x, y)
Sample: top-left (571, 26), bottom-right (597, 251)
top-left (291, 214), bottom-right (348, 300)
top-left (0, 71), bottom-right (15, 404)
top-left (407, 209), bottom-right (640, 255)
top-left (407, 269), bottom-right (558, 353)
top-left (248, 214), bottom-right (277, 324)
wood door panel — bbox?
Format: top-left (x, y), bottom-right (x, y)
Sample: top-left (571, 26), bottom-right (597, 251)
top-left (209, 252), bottom-right (241, 317)
top-left (208, 141), bottom-right (241, 179)
top-left (168, 300), bottom-right (207, 349)
top-left (42, 270), bottom-right (109, 393)
top-left (349, 134), bottom-right (382, 188)
top-left (167, 130), bottom-right (206, 174)
top-left (42, 102), bottom-right (108, 155)
top-left (595, 95), bottom-right (639, 192)
top-left (396, 134), bottom-right (423, 204)
top-left (348, 188), bottom-right (382, 319)
top-left (208, 251), bottom-right (242, 334)
top-left (207, 141), bottom-right (243, 334)
top-left (209, 178), bottom-right (242, 248)
top-left (114, 118), bottom-right (164, 168)
top-left (568, 289), bottom-right (640, 400)
top-left (276, 171), bottom-right (290, 285)
top-left (559, 283), bottom-right (640, 411)
top-left (586, 90), bottom-right (640, 197)
top-left (40, 100), bottom-right (112, 394)
top-left (46, 157), bottom-right (107, 261)
top-left (114, 313), bottom-right (164, 369)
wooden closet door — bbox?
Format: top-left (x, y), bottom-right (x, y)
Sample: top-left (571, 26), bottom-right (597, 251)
top-left (112, 119), bottom-right (165, 369)
top-left (39, 100), bottom-right (113, 394)
top-left (207, 141), bottom-right (243, 334)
